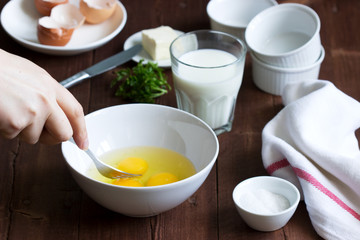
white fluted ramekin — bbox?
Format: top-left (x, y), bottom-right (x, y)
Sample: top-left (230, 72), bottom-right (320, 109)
top-left (207, 0), bottom-right (277, 43)
top-left (251, 46), bottom-right (325, 95)
top-left (245, 3), bottom-right (321, 68)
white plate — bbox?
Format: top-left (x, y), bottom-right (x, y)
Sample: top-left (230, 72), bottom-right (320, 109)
top-left (123, 29), bottom-right (183, 68)
top-left (0, 0), bottom-right (127, 55)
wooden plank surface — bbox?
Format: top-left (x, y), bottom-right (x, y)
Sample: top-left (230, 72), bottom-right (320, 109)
top-left (0, 0), bottom-right (359, 239)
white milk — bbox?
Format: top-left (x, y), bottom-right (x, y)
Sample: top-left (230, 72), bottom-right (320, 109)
top-left (172, 49), bottom-right (244, 130)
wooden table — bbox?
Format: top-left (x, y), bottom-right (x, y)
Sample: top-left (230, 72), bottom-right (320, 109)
top-left (1, 0), bottom-right (359, 239)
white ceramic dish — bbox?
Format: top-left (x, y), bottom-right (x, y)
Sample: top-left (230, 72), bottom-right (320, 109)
top-left (207, 0), bottom-right (277, 42)
top-left (245, 3), bottom-right (321, 68)
top-left (251, 46), bottom-right (325, 95)
top-left (252, 46), bottom-right (325, 95)
top-left (233, 176), bottom-right (300, 232)
top-left (123, 29), bottom-right (183, 68)
top-left (61, 104), bottom-right (219, 217)
top-left (0, 0), bottom-right (127, 55)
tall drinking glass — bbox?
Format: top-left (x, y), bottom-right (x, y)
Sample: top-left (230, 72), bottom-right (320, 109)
top-left (170, 30), bottom-right (247, 135)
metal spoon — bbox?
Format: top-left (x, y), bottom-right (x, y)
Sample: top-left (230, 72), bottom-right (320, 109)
top-left (69, 138), bottom-right (140, 179)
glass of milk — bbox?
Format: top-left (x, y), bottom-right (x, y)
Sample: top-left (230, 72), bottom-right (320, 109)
top-left (170, 30), bottom-right (247, 135)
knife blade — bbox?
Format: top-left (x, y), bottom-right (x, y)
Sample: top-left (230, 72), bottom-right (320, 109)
top-left (60, 44), bottom-right (143, 89)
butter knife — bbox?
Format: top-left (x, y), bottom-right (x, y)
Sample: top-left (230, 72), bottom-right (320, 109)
top-left (60, 44), bottom-right (142, 89)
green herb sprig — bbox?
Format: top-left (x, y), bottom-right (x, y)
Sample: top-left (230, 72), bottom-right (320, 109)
top-left (111, 60), bottom-right (171, 103)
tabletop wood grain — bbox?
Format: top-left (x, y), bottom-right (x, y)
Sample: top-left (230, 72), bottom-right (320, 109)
top-left (0, 0), bottom-right (359, 239)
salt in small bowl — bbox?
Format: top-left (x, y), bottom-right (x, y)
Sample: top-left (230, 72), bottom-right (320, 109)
top-left (233, 176), bottom-right (300, 232)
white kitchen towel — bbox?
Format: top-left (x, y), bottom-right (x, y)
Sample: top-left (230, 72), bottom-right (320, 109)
top-left (262, 80), bottom-right (360, 240)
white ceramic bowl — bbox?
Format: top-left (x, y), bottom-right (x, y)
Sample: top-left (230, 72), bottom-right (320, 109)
top-left (245, 3), bottom-right (321, 68)
top-left (252, 46), bottom-right (325, 95)
top-left (206, 0), bottom-right (277, 42)
top-left (233, 176), bottom-right (300, 232)
top-left (61, 104), bottom-right (219, 217)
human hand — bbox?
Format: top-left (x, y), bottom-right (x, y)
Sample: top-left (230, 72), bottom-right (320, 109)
top-left (0, 49), bottom-right (88, 149)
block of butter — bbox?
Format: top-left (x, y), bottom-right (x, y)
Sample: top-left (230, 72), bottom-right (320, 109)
top-left (141, 26), bottom-right (178, 61)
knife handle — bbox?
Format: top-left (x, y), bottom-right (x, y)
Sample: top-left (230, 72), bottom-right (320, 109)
top-left (60, 72), bottom-right (90, 89)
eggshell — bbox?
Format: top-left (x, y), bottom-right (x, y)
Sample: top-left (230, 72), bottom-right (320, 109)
top-left (79, 0), bottom-right (117, 24)
top-left (34, 0), bottom-right (69, 16)
top-left (37, 3), bottom-right (85, 46)
top-left (51, 3), bottom-right (85, 29)
top-left (37, 17), bottom-right (74, 46)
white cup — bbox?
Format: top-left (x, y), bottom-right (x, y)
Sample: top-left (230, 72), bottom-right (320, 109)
top-left (170, 30), bottom-right (247, 135)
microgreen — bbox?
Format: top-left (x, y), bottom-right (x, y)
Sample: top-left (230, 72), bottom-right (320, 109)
top-left (111, 60), bottom-right (171, 103)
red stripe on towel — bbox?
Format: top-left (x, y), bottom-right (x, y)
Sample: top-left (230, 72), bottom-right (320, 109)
top-left (293, 167), bottom-right (360, 221)
top-left (266, 158), bottom-right (290, 175)
top-left (266, 158), bottom-right (360, 221)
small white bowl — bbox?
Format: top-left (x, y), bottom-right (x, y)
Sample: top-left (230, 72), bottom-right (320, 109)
top-left (206, 0), bottom-right (277, 42)
top-left (252, 46), bottom-right (325, 95)
top-left (62, 104), bottom-right (219, 217)
top-left (233, 176), bottom-right (300, 232)
top-left (245, 3), bottom-right (321, 68)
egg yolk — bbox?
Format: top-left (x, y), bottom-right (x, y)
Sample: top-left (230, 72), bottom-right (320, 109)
top-left (112, 178), bottom-right (143, 187)
top-left (117, 157), bottom-right (148, 175)
top-left (146, 172), bottom-right (179, 186)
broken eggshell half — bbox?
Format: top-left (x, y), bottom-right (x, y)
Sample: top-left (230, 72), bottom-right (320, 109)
top-left (79, 0), bottom-right (117, 24)
top-left (34, 0), bottom-right (69, 16)
top-left (37, 3), bottom-right (85, 46)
